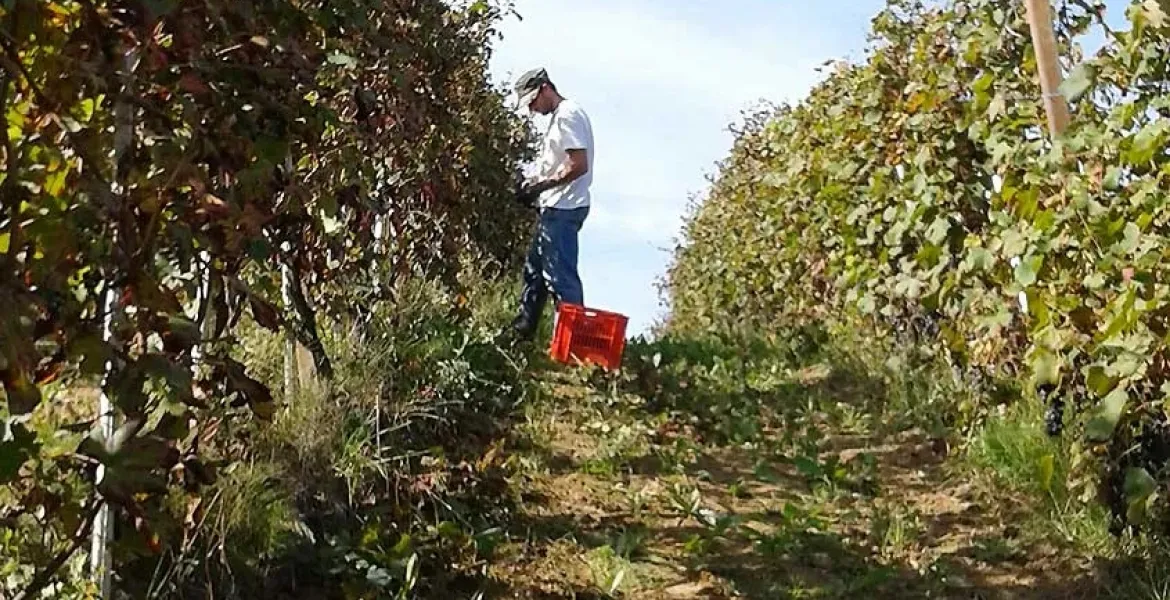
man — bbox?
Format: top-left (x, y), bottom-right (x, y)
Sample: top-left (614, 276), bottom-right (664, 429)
top-left (507, 67), bottom-right (595, 342)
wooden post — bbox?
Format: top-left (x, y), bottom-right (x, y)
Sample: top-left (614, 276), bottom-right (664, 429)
top-left (1024, 0), bottom-right (1071, 137)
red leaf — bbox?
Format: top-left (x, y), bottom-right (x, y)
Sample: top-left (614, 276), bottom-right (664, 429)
top-left (178, 72), bottom-right (210, 96)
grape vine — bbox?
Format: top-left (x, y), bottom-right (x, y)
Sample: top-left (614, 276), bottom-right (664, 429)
top-left (666, 0), bottom-right (1170, 535)
top-left (0, 0), bottom-right (530, 595)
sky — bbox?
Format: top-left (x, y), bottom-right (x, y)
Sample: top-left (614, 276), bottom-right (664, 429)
top-left (486, 0), bottom-right (1132, 337)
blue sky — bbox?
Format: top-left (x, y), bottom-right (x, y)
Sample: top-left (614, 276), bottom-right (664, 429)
top-left (486, 0), bottom-right (1132, 336)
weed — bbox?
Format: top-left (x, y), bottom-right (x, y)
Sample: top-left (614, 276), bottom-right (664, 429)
top-left (585, 545), bottom-right (635, 597)
top-left (969, 534), bottom-right (1023, 564)
top-left (1105, 547), bottom-right (1170, 600)
top-left (580, 420), bottom-right (651, 478)
top-left (625, 486), bottom-right (654, 520)
top-left (666, 481), bottom-right (704, 522)
top-left (869, 504), bottom-right (922, 559)
top-left (963, 397), bottom-right (1115, 553)
top-left (210, 461), bottom-right (303, 566)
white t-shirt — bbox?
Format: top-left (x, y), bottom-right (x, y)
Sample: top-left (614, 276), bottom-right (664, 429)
top-left (535, 98), bottom-right (594, 210)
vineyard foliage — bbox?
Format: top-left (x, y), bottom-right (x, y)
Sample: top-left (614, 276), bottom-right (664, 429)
top-left (1, 0), bottom-right (531, 595)
top-left (666, 0), bottom-right (1170, 533)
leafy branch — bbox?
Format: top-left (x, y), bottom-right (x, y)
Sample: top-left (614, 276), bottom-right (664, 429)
top-left (14, 501), bottom-right (102, 600)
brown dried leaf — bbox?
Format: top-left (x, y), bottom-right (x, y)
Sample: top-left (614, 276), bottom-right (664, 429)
top-left (248, 295), bottom-right (282, 332)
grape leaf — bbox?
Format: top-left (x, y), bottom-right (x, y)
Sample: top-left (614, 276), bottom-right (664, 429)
top-left (1086, 388), bottom-right (1128, 443)
top-left (1059, 63), bottom-right (1097, 103)
top-left (1124, 467), bottom-right (1157, 524)
top-left (2, 368), bottom-right (42, 415)
top-left (1014, 255), bottom-right (1042, 287)
top-left (0, 421), bottom-right (38, 484)
top-left (1031, 349), bottom-right (1061, 386)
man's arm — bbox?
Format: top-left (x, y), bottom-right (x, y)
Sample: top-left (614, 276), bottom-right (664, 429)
top-left (525, 149), bottom-right (588, 196)
top-left (524, 108), bottom-right (591, 197)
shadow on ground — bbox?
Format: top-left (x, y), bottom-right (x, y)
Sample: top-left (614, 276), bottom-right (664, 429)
top-left (416, 339), bottom-right (1130, 599)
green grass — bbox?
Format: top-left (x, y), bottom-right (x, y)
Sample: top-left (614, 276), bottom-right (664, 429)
top-left (959, 396), bottom-right (1170, 598)
top-left (963, 398), bottom-right (1115, 550)
top-left (135, 274), bottom-right (540, 597)
top-left (211, 461), bottom-right (303, 564)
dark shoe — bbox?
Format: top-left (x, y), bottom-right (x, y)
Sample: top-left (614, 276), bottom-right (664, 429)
top-left (511, 316), bottom-right (537, 341)
top-left (496, 317), bottom-right (536, 346)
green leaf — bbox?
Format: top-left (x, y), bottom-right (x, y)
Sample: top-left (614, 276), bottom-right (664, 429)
top-left (1014, 255), bottom-right (1043, 286)
top-left (160, 316), bottom-right (201, 353)
top-left (0, 442), bottom-right (23, 483)
top-left (1118, 222), bottom-right (1141, 255)
top-left (966, 247), bottom-right (993, 271)
top-left (1059, 63), bottom-right (1097, 103)
top-left (1124, 467), bottom-right (1157, 524)
top-left (436, 520), bottom-right (462, 540)
top-left (71, 334), bottom-right (115, 376)
top-left (327, 52), bottom-right (357, 67)
top-left (152, 412), bottom-right (191, 441)
top-left (253, 136), bottom-right (287, 164)
top-left (987, 93), bottom-right (1006, 120)
top-left (1124, 121), bottom-right (1168, 165)
top-left (1085, 387), bottom-right (1128, 443)
top-left (140, 354), bottom-right (195, 406)
top-left (360, 523), bottom-right (381, 548)
top-left (246, 239), bottom-right (272, 261)
top-left (926, 217), bottom-right (950, 245)
top-left (1031, 349), bottom-right (1061, 386)
top-left (1037, 454), bottom-right (1055, 493)
top-left (1142, 0), bottom-right (1169, 26)
top-left (1086, 366), bottom-right (1117, 397)
top-left (77, 97), bottom-right (99, 122)
top-left (44, 168), bottom-right (68, 197)
top-left (0, 421), bottom-right (38, 484)
top-left (794, 455), bottom-right (822, 479)
top-left (390, 533), bottom-right (413, 558)
top-left (1103, 166), bottom-right (1123, 190)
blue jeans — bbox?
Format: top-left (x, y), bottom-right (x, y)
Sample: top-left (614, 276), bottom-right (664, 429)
top-left (516, 206), bottom-right (589, 332)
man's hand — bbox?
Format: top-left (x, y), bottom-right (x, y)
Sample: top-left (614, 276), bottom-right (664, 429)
top-left (531, 150), bottom-right (589, 193)
top-left (515, 149), bottom-right (588, 208)
top-left (514, 181), bottom-right (540, 208)
top-left (520, 179), bottom-right (552, 199)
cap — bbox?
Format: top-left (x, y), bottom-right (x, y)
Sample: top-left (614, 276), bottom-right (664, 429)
top-left (513, 67), bottom-right (551, 109)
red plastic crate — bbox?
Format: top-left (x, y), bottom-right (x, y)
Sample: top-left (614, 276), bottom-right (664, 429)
top-left (549, 303), bottom-right (629, 370)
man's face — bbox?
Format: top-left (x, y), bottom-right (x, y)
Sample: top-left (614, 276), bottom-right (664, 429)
top-left (528, 85), bottom-right (555, 115)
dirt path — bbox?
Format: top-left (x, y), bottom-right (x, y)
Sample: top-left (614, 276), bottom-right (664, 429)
top-left (476, 370), bottom-right (1105, 600)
